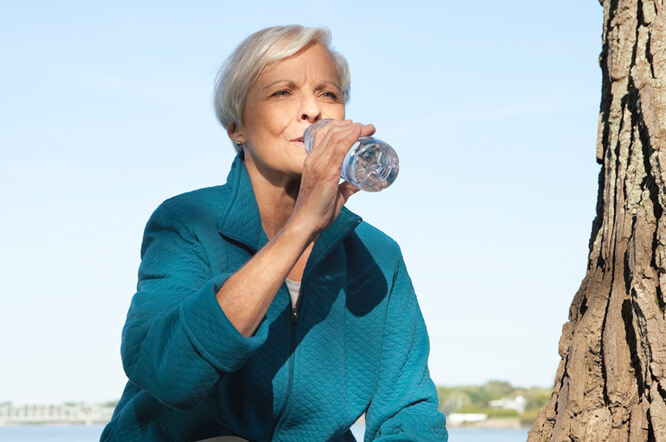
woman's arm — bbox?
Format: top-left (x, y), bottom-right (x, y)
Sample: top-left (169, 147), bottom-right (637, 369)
top-left (215, 214), bottom-right (313, 338)
top-left (121, 203), bottom-right (315, 412)
top-left (364, 253), bottom-right (448, 441)
top-left (215, 120), bottom-right (375, 338)
top-left (120, 121), bottom-right (375, 411)
top-left (120, 203), bottom-right (269, 411)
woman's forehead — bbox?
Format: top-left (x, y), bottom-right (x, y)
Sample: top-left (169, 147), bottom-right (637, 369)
top-left (256, 44), bottom-right (340, 87)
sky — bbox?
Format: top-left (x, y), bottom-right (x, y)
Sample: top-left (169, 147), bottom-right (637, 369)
top-left (1, 1), bottom-right (603, 404)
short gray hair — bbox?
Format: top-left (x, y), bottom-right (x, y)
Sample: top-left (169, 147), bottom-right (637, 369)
top-left (213, 25), bottom-right (351, 153)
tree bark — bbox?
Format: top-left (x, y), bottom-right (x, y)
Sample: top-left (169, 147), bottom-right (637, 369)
top-left (528, 0), bottom-right (666, 441)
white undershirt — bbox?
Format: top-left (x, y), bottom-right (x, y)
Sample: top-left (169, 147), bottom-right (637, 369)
top-left (285, 279), bottom-right (301, 308)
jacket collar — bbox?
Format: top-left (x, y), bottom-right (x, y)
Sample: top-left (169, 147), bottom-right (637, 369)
top-left (217, 153), bottom-right (362, 272)
top-left (217, 153), bottom-right (268, 252)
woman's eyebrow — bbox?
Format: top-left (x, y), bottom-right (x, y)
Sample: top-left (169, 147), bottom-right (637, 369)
top-left (315, 81), bottom-right (341, 91)
top-left (262, 80), bottom-right (295, 90)
top-left (261, 79), bottom-right (341, 91)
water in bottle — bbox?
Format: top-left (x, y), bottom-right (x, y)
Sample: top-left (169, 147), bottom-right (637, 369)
top-left (303, 119), bottom-right (399, 192)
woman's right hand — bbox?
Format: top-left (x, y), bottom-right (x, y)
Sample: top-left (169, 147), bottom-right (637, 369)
top-left (290, 119), bottom-right (376, 238)
top-left (217, 119), bottom-right (374, 338)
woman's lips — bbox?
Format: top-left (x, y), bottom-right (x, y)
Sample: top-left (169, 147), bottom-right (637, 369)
top-left (290, 137), bottom-right (305, 148)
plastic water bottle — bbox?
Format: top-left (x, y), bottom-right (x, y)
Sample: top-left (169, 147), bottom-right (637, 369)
top-left (303, 119), bottom-right (399, 192)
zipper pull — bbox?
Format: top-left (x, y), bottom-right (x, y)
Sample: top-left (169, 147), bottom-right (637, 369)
top-left (291, 307), bottom-right (299, 323)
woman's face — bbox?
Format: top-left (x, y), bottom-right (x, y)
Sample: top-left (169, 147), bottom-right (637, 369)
top-left (230, 43), bottom-right (345, 182)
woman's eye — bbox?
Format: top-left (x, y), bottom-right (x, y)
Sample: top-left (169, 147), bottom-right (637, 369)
top-left (271, 90), bottom-right (291, 97)
top-left (322, 91), bottom-right (340, 101)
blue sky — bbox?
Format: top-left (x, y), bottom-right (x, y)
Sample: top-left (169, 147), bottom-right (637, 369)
top-left (1, 1), bottom-right (603, 403)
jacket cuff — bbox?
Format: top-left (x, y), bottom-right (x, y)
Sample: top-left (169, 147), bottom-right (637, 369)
top-left (179, 273), bottom-right (268, 372)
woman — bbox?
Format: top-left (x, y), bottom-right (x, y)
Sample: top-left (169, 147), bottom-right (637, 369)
top-left (101, 25), bottom-right (447, 441)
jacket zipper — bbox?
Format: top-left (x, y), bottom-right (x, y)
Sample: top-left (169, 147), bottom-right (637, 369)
top-left (263, 286), bottom-right (301, 441)
top-left (262, 219), bottom-right (360, 439)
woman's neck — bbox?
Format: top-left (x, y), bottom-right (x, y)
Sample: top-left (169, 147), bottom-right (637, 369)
top-left (243, 155), bottom-right (301, 239)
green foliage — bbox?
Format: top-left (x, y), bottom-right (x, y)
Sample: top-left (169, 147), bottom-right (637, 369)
top-left (436, 380), bottom-right (552, 417)
top-left (525, 388), bottom-right (551, 410)
top-left (488, 408), bottom-right (520, 418)
top-left (520, 408), bottom-right (540, 425)
top-left (456, 406), bottom-right (519, 418)
top-left (454, 405), bottom-right (485, 414)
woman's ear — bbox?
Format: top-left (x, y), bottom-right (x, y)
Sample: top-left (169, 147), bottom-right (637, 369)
top-left (227, 122), bottom-right (245, 145)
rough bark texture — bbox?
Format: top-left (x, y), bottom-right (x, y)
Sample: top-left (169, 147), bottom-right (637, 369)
top-left (528, 0), bottom-right (666, 441)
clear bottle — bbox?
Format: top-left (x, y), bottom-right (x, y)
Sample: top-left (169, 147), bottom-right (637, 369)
top-left (303, 119), bottom-right (399, 192)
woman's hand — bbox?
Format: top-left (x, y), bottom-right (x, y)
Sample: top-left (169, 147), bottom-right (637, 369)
top-left (290, 119), bottom-right (376, 238)
top-left (217, 120), bottom-right (374, 338)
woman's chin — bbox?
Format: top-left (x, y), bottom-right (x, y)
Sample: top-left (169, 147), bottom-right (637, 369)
top-left (287, 145), bottom-right (307, 164)
top-left (290, 140), bottom-right (305, 150)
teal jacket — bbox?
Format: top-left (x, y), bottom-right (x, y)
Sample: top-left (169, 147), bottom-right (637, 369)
top-left (101, 154), bottom-right (447, 441)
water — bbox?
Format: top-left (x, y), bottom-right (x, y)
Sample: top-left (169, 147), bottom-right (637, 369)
top-left (0, 425), bottom-right (105, 441)
top-left (351, 423), bottom-right (528, 441)
top-left (447, 428), bottom-right (529, 441)
top-left (0, 425), bottom-right (528, 441)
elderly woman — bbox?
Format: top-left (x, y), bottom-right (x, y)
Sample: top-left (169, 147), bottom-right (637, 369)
top-left (101, 25), bottom-right (447, 441)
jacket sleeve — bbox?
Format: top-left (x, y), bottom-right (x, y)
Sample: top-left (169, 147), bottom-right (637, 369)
top-left (120, 203), bottom-right (268, 410)
top-left (364, 253), bottom-right (448, 441)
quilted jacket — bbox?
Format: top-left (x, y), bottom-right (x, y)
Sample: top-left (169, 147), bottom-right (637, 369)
top-left (101, 153), bottom-right (448, 441)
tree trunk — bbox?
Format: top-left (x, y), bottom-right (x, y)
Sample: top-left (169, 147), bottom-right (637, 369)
top-left (528, 0), bottom-right (666, 441)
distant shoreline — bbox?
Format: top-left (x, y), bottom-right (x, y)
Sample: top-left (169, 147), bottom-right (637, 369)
top-left (448, 417), bottom-right (531, 430)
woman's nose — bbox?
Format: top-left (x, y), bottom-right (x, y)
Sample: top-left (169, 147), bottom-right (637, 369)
top-left (299, 96), bottom-right (322, 123)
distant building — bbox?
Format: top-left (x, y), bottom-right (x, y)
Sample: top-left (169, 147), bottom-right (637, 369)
top-left (489, 395), bottom-right (527, 414)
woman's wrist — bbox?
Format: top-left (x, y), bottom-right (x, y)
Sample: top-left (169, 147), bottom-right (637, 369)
top-left (284, 210), bottom-right (321, 245)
